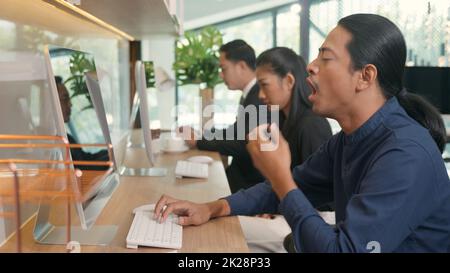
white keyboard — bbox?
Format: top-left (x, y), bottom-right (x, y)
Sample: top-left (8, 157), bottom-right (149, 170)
top-left (126, 211), bottom-right (182, 249)
top-left (175, 160), bottom-right (208, 178)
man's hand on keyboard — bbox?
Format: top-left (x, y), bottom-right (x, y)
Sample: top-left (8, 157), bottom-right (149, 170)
top-left (154, 194), bottom-right (212, 226)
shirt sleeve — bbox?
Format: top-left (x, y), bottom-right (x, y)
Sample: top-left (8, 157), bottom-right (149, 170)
top-left (224, 134), bottom-right (336, 216)
top-left (197, 119), bottom-right (247, 157)
top-left (224, 181), bottom-right (280, 215)
top-left (280, 140), bottom-right (440, 253)
top-left (197, 138), bottom-right (246, 157)
top-left (197, 100), bottom-right (270, 156)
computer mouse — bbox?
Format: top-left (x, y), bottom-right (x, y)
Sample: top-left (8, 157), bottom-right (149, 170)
top-left (186, 155), bottom-right (214, 164)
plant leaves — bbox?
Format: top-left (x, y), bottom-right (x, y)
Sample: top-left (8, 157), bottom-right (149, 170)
top-left (173, 26), bottom-right (223, 88)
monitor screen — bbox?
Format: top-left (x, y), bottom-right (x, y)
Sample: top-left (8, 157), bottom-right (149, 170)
top-left (43, 45), bottom-right (119, 235)
top-left (49, 48), bottom-right (108, 161)
top-left (403, 67), bottom-right (450, 114)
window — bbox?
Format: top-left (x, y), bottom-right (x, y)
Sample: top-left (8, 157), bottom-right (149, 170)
top-left (0, 20), bottom-right (16, 50)
top-left (309, 0), bottom-right (450, 67)
top-left (277, 4), bottom-right (301, 54)
top-left (218, 12), bottom-right (274, 56)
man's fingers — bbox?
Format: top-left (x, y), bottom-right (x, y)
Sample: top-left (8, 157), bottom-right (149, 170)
top-left (268, 123), bottom-right (281, 143)
top-left (178, 216), bottom-right (193, 226)
top-left (161, 202), bottom-right (186, 223)
top-left (154, 195), bottom-right (177, 219)
top-left (154, 195), bottom-right (168, 219)
top-left (177, 126), bottom-right (198, 141)
top-left (247, 126), bottom-right (259, 143)
top-left (248, 124), bottom-right (275, 143)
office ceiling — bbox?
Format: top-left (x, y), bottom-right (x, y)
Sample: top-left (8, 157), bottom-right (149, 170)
top-left (184, 0), bottom-right (297, 30)
top-left (185, 0), bottom-right (277, 21)
top-left (57, 0), bottom-right (179, 38)
top-left (49, 0), bottom-right (297, 38)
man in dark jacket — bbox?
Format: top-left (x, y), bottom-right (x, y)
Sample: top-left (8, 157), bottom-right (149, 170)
top-left (180, 40), bottom-right (267, 192)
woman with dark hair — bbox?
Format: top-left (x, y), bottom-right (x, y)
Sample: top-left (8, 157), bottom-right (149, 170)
top-left (153, 14), bottom-right (450, 253)
top-left (239, 48), bottom-right (332, 250)
top-left (255, 47), bottom-right (332, 170)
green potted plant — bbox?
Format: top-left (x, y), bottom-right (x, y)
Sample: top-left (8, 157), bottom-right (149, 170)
top-left (65, 51), bottom-right (96, 111)
top-left (143, 61), bottom-right (156, 88)
top-left (173, 26), bottom-right (223, 127)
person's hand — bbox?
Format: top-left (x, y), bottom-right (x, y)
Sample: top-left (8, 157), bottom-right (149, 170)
top-left (246, 123), bottom-right (297, 199)
top-left (154, 194), bottom-right (212, 226)
top-left (150, 129), bottom-right (161, 139)
top-left (177, 126), bottom-right (198, 148)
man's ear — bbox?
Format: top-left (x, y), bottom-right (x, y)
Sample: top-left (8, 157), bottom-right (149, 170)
top-left (238, 60), bottom-right (249, 70)
top-left (356, 64), bottom-right (377, 92)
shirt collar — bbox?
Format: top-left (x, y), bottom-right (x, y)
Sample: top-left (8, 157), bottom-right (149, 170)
top-left (242, 78), bottom-right (256, 99)
top-left (344, 96), bottom-right (400, 144)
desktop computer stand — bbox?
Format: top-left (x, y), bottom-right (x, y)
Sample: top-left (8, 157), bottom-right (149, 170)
top-left (33, 224), bottom-right (117, 246)
top-left (127, 142), bottom-right (145, 149)
top-left (119, 166), bottom-right (167, 177)
top-left (33, 205), bottom-right (118, 246)
top-left (33, 177), bottom-right (120, 246)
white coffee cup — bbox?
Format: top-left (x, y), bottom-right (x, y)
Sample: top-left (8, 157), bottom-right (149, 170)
top-left (163, 136), bottom-right (185, 151)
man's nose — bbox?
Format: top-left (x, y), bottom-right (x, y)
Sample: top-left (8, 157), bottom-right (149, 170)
top-left (307, 59), bottom-right (319, 75)
top-left (258, 90), bottom-right (266, 101)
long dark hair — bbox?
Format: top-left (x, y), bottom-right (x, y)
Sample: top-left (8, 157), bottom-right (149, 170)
top-left (256, 47), bottom-right (312, 139)
top-left (338, 14), bottom-right (446, 153)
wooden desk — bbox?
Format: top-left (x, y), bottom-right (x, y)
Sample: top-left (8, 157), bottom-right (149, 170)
top-left (0, 147), bottom-right (249, 253)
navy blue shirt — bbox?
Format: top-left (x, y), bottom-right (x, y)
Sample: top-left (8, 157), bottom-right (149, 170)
top-left (226, 97), bottom-right (450, 252)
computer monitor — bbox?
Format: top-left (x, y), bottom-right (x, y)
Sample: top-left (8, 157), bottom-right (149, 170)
top-left (85, 71), bottom-right (118, 168)
top-left (120, 61), bottom-right (167, 176)
top-left (129, 91), bottom-right (141, 131)
top-left (0, 51), bottom-right (62, 245)
top-left (403, 67), bottom-right (450, 115)
top-left (125, 92), bottom-right (144, 149)
top-left (34, 45), bottom-right (119, 245)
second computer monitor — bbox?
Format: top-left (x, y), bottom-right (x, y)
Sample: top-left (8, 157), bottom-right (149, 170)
top-left (136, 61), bottom-right (156, 165)
top-left (120, 61), bottom-right (166, 176)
